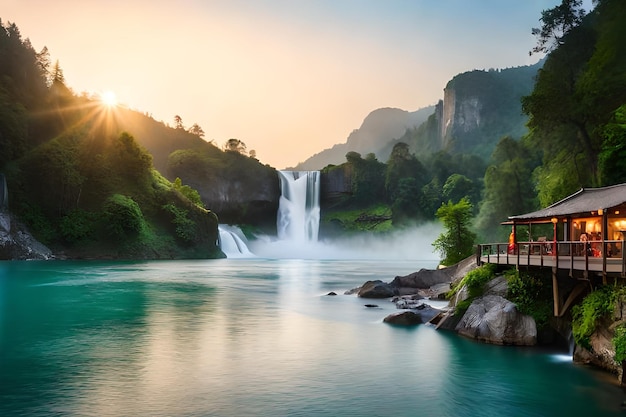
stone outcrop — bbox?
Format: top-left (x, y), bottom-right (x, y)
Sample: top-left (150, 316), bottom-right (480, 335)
top-left (455, 294), bottom-right (537, 346)
top-left (0, 209), bottom-right (52, 260)
top-left (355, 256), bottom-right (478, 299)
top-left (573, 299), bottom-right (626, 382)
top-left (357, 280), bottom-right (396, 298)
top-left (384, 311), bottom-right (423, 326)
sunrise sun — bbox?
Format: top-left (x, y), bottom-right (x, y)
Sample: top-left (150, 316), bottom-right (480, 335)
top-left (99, 90), bottom-right (118, 107)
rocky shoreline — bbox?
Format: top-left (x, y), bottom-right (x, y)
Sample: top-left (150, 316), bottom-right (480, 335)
top-left (346, 256), bottom-right (539, 346)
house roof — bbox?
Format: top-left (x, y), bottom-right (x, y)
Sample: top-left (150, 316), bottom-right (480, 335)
top-left (509, 183), bottom-right (626, 221)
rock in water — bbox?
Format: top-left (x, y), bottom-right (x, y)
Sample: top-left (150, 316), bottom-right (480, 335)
top-left (383, 311), bottom-right (423, 326)
top-left (455, 294), bottom-right (536, 346)
top-left (357, 280), bottom-right (396, 298)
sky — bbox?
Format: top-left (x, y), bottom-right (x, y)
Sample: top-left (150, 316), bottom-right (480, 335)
top-left (3, 0), bottom-right (587, 169)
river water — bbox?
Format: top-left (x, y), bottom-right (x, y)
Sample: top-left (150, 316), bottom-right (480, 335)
top-left (1, 258), bottom-right (625, 416)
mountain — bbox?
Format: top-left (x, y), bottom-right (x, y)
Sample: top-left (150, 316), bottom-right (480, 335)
top-left (397, 61), bottom-right (543, 160)
top-left (293, 106), bottom-right (435, 170)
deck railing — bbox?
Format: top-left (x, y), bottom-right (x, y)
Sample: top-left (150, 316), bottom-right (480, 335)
top-left (477, 240), bottom-right (626, 277)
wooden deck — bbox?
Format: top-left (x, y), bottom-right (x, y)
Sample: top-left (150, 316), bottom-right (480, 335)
top-left (477, 240), bottom-right (626, 278)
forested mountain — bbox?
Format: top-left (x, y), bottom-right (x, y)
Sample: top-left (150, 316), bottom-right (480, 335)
top-left (0, 19), bottom-right (273, 258)
top-left (399, 62), bottom-right (542, 161)
top-left (293, 106), bottom-right (434, 170)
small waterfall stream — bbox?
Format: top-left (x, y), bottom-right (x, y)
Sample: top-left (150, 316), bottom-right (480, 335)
top-left (218, 225), bottom-right (254, 258)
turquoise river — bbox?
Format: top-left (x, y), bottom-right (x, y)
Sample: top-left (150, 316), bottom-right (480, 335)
top-left (1, 259), bottom-right (625, 416)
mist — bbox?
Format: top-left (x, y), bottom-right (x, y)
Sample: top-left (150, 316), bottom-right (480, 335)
top-left (246, 222), bottom-right (443, 262)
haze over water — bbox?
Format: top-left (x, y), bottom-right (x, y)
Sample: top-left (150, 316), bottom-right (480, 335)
top-left (1, 259), bottom-right (625, 417)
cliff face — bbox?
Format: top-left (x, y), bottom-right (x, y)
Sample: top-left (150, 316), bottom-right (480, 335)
top-left (437, 62), bottom-right (542, 157)
top-left (320, 164), bottom-right (353, 204)
top-left (168, 151), bottom-right (280, 230)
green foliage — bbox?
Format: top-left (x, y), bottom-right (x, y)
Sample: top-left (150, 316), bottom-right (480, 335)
top-left (162, 203), bottom-right (196, 243)
top-left (505, 269), bottom-right (553, 328)
top-left (442, 174), bottom-right (477, 206)
top-left (571, 286), bottom-right (616, 350)
top-left (59, 209), bottom-right (97, 244)
top-left (523, 0), bottom-right (626, 194)
top-left (432, 198), bottom-right (477, 265)
top-left (17, 202), bottom-right (55, 244)
top-left (391, 177), bottom-right (422, 226)
top-left (346, 151), bottom-right (386, 204)
top-left (448, 264), bottom-right (496, 314)
top-left (173, 177), bottom-right (204, 207)
top-left (102, 194), bottom-right (145, 240)
top-left (530, 0), bottom-right (585, 55)
top-left (613, 324), bottom-right (626, 363)
top-left (599, 105), bottom-right (626, 185)
top-left (385, 142), bottom-right (427, 201)
top-left (321, 204), bottom-right (392, 233)
top-left (108, 131), bottom-right (153, 182)
top-left (0, 87), bottom-right (28, 168)
top-left (462, 263), bottom-right (496, 297)
top-left (475, 136), bottom-right (540, 242)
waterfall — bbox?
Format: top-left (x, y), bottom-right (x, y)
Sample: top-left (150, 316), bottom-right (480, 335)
top-left (277, 171), bottom-right (320, 243)
top-left (218, 225), bottom-right (254, 258)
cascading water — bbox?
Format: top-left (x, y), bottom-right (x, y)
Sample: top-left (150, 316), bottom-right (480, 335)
top-left (277, 171), bottom-right (320, 243)
top-left (218, 225), bottom-right (254, 258)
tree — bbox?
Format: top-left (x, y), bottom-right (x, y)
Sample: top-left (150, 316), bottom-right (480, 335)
top-left (391, 177), bottom-right (421, 225)
top-left (442, 174), bottom-right (477, 206)
top-left (102, 194), bottom-right (145, 240)
top-left (432, 198), bottom-right (477, 266)
top-left (174, 115), bottom-right (184, 130)
top-left (172, 177), bottom-right (204, 207)
top-left (523, 0), bottom-right (626, 194)
top-left (475, 136), bottom-right (539, 241)
top-left (223, 138), bottom-right (247, 155)
top-left (385, 142), bottom-right (427, 201)
top-left (599, 105), bottom-right (626, 185)
top-left (188, 123), bottom-right (204, 138)
top-left (346, 151), bottom-right (386, 204)
top-left (530, 0), bottom-right (585, 55)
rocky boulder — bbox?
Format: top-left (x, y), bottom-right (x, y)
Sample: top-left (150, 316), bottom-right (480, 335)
top-left (455, 294), bottom-right (537, 346)
top-left (358, 280), bottom-right (396, 298)
top-left (389, 256), bottom-right (478, 296)
top-left (384, 311), bottom-right (423, 326)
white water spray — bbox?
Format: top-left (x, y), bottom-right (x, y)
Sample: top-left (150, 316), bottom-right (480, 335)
top-left (218, 225), bottom-right (255, 258)
top-left (277, 171), bottom-right (320, 243)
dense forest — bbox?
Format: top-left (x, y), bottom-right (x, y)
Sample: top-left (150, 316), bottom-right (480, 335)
top-left (1, 0), bottom-right (625, 258)
top-left (0, 19), bottom-right (267, 258)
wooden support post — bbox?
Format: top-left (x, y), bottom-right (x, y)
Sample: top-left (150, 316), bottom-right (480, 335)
top-left (552, 268), bottom-right (560, 317)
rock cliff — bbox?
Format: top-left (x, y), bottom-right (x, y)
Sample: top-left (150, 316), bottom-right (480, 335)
top-left (438, 63), bottom-right (541, 157)
top-left (0, 209), bottom-right (52, 260)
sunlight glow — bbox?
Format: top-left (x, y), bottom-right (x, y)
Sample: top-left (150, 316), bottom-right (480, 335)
top-left (100, 90), bottom-right (118, 107)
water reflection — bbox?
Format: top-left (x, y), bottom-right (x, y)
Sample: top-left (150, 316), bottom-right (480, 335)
top-left (1, 260), bottom-right (625, 416)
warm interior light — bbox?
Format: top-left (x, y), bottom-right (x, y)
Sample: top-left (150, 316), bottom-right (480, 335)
top-left (616, 210), bottom-right (620, 215)
top-left (598, 208), bottom-right (604, 215)
top-left (551, 217), bottom-right (558, 224)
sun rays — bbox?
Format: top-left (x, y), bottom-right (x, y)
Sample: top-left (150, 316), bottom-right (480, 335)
top-left (99, 90), bottom-right (118, 107)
